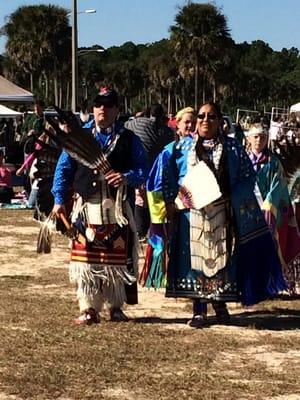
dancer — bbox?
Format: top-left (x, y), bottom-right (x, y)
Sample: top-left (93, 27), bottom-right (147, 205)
top-left (247, 123), bottom-right (300, 294)
top-left (51, 88), bottom-right (148, 325)
top-left (147, 102), bottom-right (286, 327)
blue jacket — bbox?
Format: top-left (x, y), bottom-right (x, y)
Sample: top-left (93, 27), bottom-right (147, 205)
top-left (51, 120), bottom-right (148, 205)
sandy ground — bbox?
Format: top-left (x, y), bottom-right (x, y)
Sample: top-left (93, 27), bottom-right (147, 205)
top-left (0, 214), bottom-right (195, 321)
top-left (0, 212), bottom-right (299, 322)
top-left (0, 210), bottom-right (300, 400)
top-left (0, 218), bottom-right (296, 319)
top-left (0, 218), bottom-right (252, 322)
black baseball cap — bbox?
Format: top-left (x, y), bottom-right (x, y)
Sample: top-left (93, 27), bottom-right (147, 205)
top-left (93, 87), bottom-right (119, 107)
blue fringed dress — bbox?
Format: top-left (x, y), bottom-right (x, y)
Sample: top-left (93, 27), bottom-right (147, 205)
top-left (147, 134), bottom-right (286, 306)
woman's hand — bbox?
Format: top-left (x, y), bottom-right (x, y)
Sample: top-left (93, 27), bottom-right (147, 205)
top-left (16, 168), bottom-right (24, 177)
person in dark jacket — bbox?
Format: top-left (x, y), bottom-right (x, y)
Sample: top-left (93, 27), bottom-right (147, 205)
top-left (125, 104), bottom-right (174, 241)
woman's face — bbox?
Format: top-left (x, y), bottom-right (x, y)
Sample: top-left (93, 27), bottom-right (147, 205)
top-left (196, 104), bottom-right (221, 139)
top-left (177, 112), bottom-right (195, 137)
top-left (248, 134), bottom-right (268, 154)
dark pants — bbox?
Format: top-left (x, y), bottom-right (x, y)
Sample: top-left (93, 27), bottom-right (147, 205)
top-left (0, 186), bottom-right (13, 203)
top-left (134, 205), bottom-right (150, 238)
top-left (193, 299), bottom-right (228, 316)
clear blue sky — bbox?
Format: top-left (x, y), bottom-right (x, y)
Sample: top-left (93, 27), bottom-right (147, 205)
top-left (1, 0), bottom-right (300, 54)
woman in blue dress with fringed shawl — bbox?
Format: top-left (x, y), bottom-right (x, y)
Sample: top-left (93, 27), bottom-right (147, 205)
top-left (146, 102), bottom-right (286, 327)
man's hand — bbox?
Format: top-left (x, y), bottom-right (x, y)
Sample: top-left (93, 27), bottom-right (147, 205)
top-left (105, 171), bottom-right (126, 188)
top-left (58, 123), bottom-right (70, 133)
top-left (52, 204), bottom-right (66, 218)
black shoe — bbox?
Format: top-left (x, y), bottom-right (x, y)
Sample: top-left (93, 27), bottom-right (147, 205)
top-left (110, 308), bottom-right (129, 322)
top-left (212, 302), bottom-right (231, 325)
top-left (187, 314), bottom-right (208, 328)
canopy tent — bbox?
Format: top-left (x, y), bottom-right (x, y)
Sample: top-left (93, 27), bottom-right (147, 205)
top-left (290, 102), bottom-right (300, 113)
top-left (0, 75), bottom-right (34, 103)
top-left (0, 104), bottom-right (22, 118)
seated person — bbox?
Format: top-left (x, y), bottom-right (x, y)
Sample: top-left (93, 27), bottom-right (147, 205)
top-left (0, 150), bottom-right (14, 203)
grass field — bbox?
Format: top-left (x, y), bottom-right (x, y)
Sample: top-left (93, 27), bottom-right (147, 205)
top-left (0, 209), bottom-right (299, 400)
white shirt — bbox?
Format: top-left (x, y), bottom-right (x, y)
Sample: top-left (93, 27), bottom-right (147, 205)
top-left (269, 122), bottom-right (281, 141)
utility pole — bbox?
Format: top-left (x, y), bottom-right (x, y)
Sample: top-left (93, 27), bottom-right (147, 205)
top-left (71, 0), bottom-right (78, 112)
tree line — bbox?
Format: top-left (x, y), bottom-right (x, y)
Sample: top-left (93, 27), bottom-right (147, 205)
top-left (0, 2), bottom-right (299, 117)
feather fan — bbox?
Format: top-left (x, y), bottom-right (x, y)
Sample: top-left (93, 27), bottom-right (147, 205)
top-left (36, 214), bottom-right (57, 253)
top-left (45, 107), bottom-right (128, 228)
top-left (45, 107), bottom-right (112, 174)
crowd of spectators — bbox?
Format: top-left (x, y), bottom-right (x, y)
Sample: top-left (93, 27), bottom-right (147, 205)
top-left (0, 100), bottom-right (299, 210)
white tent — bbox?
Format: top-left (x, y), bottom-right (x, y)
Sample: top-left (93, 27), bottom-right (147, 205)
top-left (0, 75), bottom-right (34, 103)
top-left (290, 102), bottom-right (300, 113)
top-left (0, 104), bottom-right (22, 118)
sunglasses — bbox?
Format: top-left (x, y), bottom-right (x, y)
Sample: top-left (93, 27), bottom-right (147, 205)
top-left (94, 102), bottom-right (116, 109)
top-left (197, 113), bottom-right (218, 121)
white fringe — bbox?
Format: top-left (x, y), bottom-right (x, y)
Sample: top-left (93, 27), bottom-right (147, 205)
top-left (190, 205), bottom-right (228, 277)
top-left (69, 262), bottom-right (136, 308)
top-left (71, 194), bottom-right (83, 223)
top-left (115, 184), bottom-right (128, 226)
top-left (71, 182), bottom-right (129, 228)
top-left (124, 201), bottom-right (140, 277)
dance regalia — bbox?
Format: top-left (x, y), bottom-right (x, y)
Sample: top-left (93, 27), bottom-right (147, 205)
top-left (146, 134), bottom-right (286, 306)
top-left (249, 150), bottom-right (300, 295)
top-left (52, 121), bottom-right (148, 308)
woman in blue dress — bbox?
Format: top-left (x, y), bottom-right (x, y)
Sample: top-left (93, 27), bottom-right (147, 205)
top-left (147, 102), bottom-right (286, 327)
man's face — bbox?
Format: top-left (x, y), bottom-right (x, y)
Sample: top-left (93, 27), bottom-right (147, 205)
top-left (93, 103), bottom-right (119, 129)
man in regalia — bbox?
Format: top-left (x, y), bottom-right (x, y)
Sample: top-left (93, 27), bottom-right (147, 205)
top-left (52, 88), bottom-right (148, 325)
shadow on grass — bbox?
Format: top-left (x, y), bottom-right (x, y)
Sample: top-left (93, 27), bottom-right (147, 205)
top-left (228, 307), bottom-right (300, 330)
top-left (133, 308), bottom-right (300, 331)
top-left (133, 316), bottom-right (190, 325)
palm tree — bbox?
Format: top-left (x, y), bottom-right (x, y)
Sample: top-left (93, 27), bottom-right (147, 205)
top-left (1, 5), bottom-right (71, 104)
top-left (170, 2), bottom-right (231, 108)
top-left (148, 53), bottom-right (178, 113)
